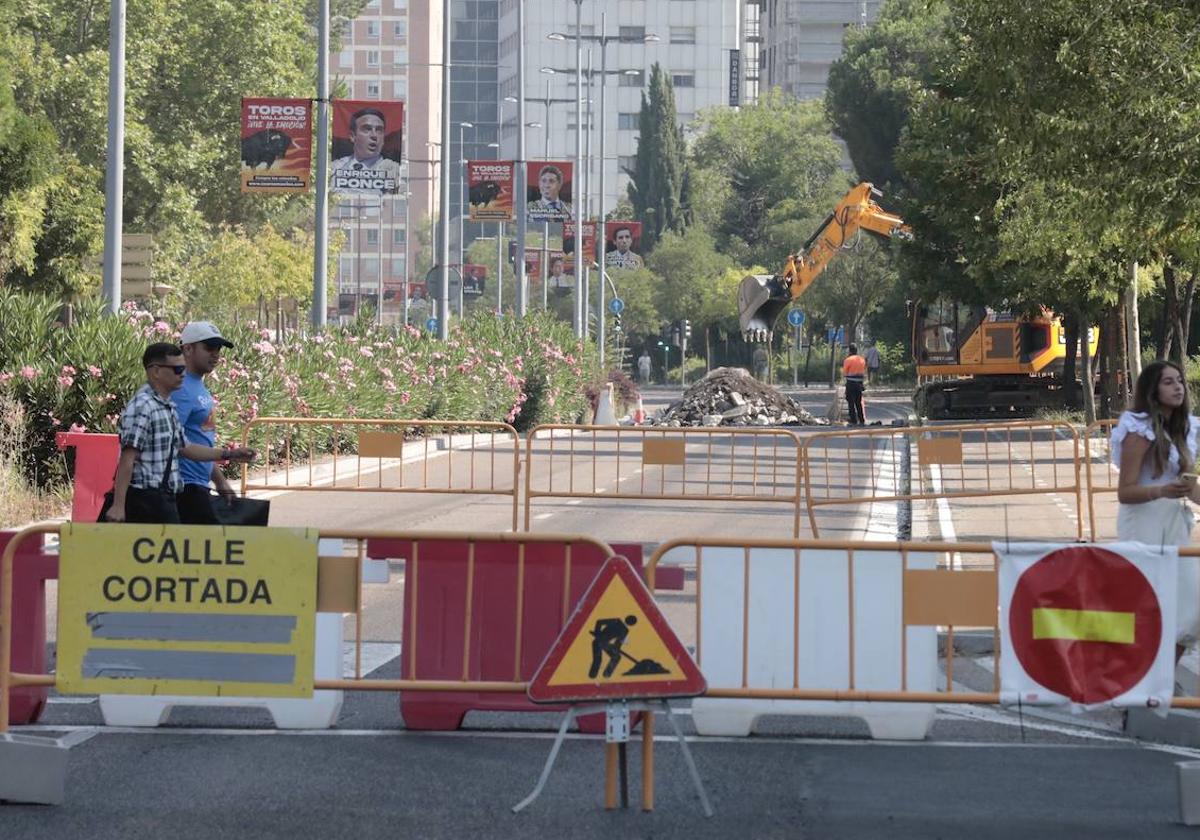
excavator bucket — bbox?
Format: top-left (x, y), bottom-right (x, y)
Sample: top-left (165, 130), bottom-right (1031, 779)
top-left (738, 273), bottom-right (792, 342)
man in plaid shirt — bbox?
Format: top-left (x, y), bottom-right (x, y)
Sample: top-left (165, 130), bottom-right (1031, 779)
top-left (104, 342), bottom-right (255, 523)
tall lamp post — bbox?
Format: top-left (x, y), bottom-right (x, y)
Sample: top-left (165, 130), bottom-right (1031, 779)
top-left (457, 121), bottom-right (474, 317)
top-left (547, 22), bottom-right (658, 364)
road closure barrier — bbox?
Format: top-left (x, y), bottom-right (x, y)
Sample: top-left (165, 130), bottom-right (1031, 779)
top-left (523, 424), bottom-right (805, 537)
top-left (801, 420), bottom-right (1084, 540)
top-left (1082, 419), bottom-right (1119, 541)
top-left (239, 417), bottom-right (522, 530)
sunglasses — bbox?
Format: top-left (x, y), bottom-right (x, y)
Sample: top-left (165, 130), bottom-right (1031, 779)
top-left (201, 339), bottom-right (226, 351)
top-left (151, 364), bottom-right (186, 375)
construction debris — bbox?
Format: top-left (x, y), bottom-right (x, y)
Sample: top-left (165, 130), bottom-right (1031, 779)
top-left (648, 367), bottom-right (825, 427)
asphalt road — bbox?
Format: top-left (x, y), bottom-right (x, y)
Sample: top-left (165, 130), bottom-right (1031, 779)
top-left (10, 388), bottom-right (1196, 835)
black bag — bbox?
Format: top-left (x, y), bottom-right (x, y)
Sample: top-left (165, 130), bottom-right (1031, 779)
top-left (98, 444), bottom-right (177, 523)
top-left (213, 495), bottom-right (271, 526)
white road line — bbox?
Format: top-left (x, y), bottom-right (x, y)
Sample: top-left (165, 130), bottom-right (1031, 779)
top-left (10, 723), bottom-right (1179, 751)
top-left (343, 642), bottom-right (402, 678)
top-left (927, 463), bottom-right (959, 567)
top-left (533, 513), bottom-right (554, 520)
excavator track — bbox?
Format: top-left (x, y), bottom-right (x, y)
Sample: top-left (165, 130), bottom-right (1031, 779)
top-left (915, 377), bottom-right (1081, 421)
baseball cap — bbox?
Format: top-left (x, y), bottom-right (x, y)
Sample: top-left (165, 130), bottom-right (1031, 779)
top-left (179, 321), bottom-right (234, 348)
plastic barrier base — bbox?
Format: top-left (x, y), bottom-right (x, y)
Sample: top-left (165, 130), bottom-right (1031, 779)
top-left (684, 544), bottom-right (937, 741)
top-left (99, 612), bottom-right (344, 729)
top-left (1, 530), bottom-right (56, 726)
top-left (691, 699), bottom-right (935, 740)
top-left (0, 733), bottom-right (68, 805)
top-left (368, 538), bottom-right (643, 732)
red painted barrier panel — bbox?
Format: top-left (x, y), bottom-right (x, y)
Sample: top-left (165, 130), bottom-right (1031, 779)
top-left (367, 538), bottom-right (644, 731)
top-left (1, 531), bottom-right (58, 725)
top-left (56, 432), bottom-right (120, 523)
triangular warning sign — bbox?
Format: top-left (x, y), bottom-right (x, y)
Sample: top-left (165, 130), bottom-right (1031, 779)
top-left (528, 555), bottom-right (706, 703)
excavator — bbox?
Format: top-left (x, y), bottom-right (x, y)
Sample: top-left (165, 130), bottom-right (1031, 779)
top-left (736, 182), bottom-right (1097, 420)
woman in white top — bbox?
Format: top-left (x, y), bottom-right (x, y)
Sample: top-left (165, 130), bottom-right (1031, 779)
top-left (1112, 360), bottom-right (1200, 653)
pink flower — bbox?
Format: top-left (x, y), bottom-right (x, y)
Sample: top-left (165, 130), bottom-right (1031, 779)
top-left (20, 366), bottom-right (36, 380)
top-left (57, 375), bottom-right (75, 388)
top-left (153, 320), bottom-right (172, 334)
top-left (0, 372), bottom-right (11, 385)
top-left (61, 364), bottom-right (77, 375)
top-left (69, 422), bottom-right (87, 434)
top-left (252, 340), bottom-right (276, 355)
top-left (359, 346), bottom-right (374, 358)
top-left (87, 365), bottom-right (103, 377)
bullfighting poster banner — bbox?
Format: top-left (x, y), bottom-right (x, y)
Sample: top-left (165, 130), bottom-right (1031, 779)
top-left (526, 160), bottom-right (574, 223)
top-left (240, 98), bottom-right (312, 194)
top-left (562, 220), bottom-right (597, 275)
top-left (468, 161), bottom-right (515, 221)
top-left (604, 221), bottom-right (645, 271)
top-left (330, 100), bottom-right (404, 195)
top-left (996, 541), bottom-right (1176, 712)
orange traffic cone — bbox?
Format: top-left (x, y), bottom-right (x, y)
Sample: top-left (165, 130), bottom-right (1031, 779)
top-left (633, 395), bottom-right (646, 425)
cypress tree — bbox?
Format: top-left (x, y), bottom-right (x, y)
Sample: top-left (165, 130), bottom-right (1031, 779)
top-left (626, 63), bottom-right (688, 253)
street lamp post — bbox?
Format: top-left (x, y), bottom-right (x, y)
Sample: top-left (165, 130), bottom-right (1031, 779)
top-left (458, 120), bottom-right (474, 318)
top-left (547, 27), bottom-right (658, 364)
top-left (487, 140), bottom-right (503, 314)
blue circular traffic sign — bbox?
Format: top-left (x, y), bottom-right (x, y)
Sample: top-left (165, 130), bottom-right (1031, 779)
top-left (609, 297), bottom-right (625, 315)
top-left (425, 317), bottom-right (438, 332)
top-left (787, 309), bottom-right (805, 327)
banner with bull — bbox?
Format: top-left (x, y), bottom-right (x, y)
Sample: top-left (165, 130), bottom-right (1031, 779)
top-left (330, 100), bottom-right (404, 195)
top-left (563, 220), bottom-right (597, 276)
top-left (467, 161), bottom-right (514, 221)
top-left (526, 160), bottom-right (574, 223)
top-left (240, 98), bottom-right (312, 194)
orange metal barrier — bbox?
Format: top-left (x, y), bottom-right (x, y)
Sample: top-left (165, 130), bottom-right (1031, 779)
top-left (239, 417), bottom-right (522, 530)
top-left (523, 424), bottom-right (805, 537)
top-left (646, 536), bottom-right (1200, 708)
top-left (801, 420), bottom-right (1084, 540)
top-left (1083, 419), bottom-right (1119, 541)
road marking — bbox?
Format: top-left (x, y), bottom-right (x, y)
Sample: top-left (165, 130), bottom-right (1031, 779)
top-left (343, 642), bottom-right (402, 677)
top-left (533, 513), bottom-right (554, 520)
top-left (11, 723), bottom-right (1181, 751)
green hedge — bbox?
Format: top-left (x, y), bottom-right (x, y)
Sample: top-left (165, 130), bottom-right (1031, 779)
top-left (0, 290), bottom-right (598, 486)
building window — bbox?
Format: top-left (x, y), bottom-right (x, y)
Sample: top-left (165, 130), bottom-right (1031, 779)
top-left (367, 50), bottom-right (380, 67)
top-left (393, 47), bottom-right (408, 66)
top-left (393, 229), bottom-right (406, 246)
top-left (366, 229), bottom-right (379, 246)
top-left (339, 255), bottom-right (355, 277)
top-left (672, 73), bottom-right (695, 88)
top-left (618, 112), bottom-right (639, 130)
top-left (391, 257), bottom-right (407, 276)
top-left (618, 155), bottom-right (637, 173)
top-left (338, 50), bottom-right (351, 67)
top-left (366, 21), bottom-right (379, 37)
top-left (393, 21), bottom-right (406, 38)
top-left (367, 81), bottom-right (380, 98)
top-left (669, 26), bottom-right (696, 44)
top-left (567, 24), bottom-right (596, 37)
top-left (619, 26), bottom-right (646, 42)
top-left (342, 21), bottom-right (353, 40)
top-left (393, 79), bottom-right (408, 98)
top-left (619, 71), bottom-right (644, 88)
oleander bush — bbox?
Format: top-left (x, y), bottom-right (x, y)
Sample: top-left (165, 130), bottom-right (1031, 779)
top-left (0, 289), bottom-right (599, 488)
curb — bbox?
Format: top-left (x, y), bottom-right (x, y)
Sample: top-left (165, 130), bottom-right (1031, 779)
top-left (938, 629), bottom-right (995, 658)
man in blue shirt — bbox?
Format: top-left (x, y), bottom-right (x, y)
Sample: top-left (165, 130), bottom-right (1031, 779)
top-left (173, 320), bottom-right (238, 524)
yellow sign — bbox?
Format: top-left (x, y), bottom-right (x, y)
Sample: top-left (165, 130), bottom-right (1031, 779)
top-left (528, 556), bottom-right (705, 702)
top-left (57, 524), bottom-right (319, 698)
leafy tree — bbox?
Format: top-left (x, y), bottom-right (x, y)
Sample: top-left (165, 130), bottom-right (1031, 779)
top-left (800, 235), bottom-right (899, 345)
top-left (689, 92), bottom-right (844, 268)
top-left (825, 0), bottom-right (949, 191)
top-left (627, 64), bottom-right (689, 252)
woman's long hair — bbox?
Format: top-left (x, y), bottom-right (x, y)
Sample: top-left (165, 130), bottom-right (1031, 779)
top-left (1132, 360), bottom-right (1192, 478)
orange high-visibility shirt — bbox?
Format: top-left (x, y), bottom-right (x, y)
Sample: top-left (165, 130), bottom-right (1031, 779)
top-left (843, 354), bottom-right (867, 378)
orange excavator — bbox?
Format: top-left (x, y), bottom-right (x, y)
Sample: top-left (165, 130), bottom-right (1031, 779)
top-left (736, 183), bottom-right (1097, 419)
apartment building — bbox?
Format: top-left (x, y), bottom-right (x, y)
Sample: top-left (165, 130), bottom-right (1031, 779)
top-left (756, 0), bottom-right (881, 100)
top-left (497, 0), bottom-right (742, 215)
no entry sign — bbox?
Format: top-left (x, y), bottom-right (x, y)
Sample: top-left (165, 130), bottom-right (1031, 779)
top-left (999, 543), bottom-right (1176, 708)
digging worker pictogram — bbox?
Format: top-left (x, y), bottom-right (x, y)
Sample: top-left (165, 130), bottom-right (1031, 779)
top-left (589, 615), bottom-right (637, 678)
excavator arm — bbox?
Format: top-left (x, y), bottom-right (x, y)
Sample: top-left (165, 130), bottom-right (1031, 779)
top-left (737, 182), bottom-right (911, 341)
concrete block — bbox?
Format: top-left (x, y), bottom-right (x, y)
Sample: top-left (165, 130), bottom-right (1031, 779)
top-left (1179, 761), bottom-right (1200, 825)
top-left (0, 733), bottom-right (68, 805)
top-left (1125, 707), bottom-right (1200, 747)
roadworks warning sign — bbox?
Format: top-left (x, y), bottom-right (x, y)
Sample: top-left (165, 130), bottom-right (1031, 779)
top-left (527, 555), bottom-right (705, 703)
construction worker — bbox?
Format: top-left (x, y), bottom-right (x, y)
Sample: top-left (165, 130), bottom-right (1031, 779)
top-left (843, 343), bottom-right (867, 425)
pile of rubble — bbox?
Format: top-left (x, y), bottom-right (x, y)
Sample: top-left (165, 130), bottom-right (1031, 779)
top-left (649, 367), bottom-right (824, 427)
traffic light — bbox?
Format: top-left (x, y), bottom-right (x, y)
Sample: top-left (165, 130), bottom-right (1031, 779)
top-left (683, 319), bottom-right (692, 340)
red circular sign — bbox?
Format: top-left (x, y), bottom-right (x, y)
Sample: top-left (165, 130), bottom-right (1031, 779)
top-left (1009, 545), bottom-right (1162, 704)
